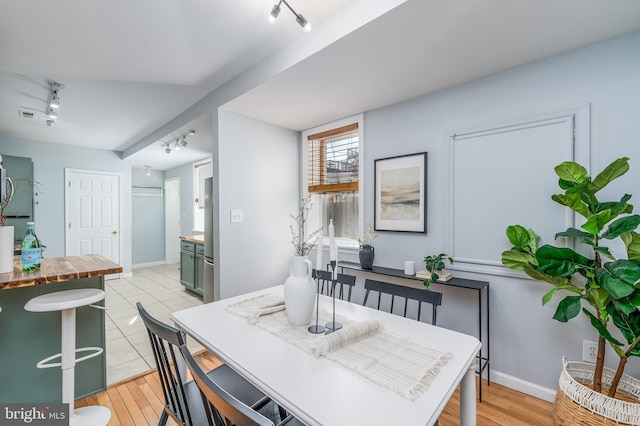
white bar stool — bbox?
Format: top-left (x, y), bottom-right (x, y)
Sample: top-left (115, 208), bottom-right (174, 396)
top-left (24, 288), bottom-right (111, 426)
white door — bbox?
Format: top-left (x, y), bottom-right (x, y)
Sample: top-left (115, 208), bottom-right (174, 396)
top-left (164, 178), bottom-right (180, 264)
top-left (65, 169), bottom-right (121, 274)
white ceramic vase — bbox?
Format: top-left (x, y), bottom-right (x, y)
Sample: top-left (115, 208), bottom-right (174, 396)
top-left (0, 226), bottom-right (15, 273)
top-left (284, 255), bottom-right (316, 326)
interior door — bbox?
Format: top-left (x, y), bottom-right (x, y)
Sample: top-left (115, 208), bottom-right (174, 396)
top-left (65, 169), bottom-right (121, 277)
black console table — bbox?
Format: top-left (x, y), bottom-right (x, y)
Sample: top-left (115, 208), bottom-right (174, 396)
top-left (338, 261), bottom-right (490, 401)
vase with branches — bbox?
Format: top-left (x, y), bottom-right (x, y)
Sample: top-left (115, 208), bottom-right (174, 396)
top-left (289, 195), bottom-right (321, 256)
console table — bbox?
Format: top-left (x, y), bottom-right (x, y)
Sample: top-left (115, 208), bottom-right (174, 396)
top-left (338, 260), bottom-right (490, 401)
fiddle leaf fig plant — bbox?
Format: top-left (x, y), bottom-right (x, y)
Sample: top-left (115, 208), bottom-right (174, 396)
top-left (502, 157), bottom-right (640, 397)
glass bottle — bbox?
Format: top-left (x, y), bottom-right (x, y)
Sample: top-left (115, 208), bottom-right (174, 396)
top-left (22, 221), bottom-right (41, 272)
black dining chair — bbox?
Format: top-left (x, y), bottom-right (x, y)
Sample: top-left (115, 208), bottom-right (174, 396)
top-left (178, 344), bottom-right (304, 426)
top-left (136, 302), bottom-right (279, 425)
top-left (362, 278), bottom-right (442, 325)
top-left (314, 269), bottom-right (357, 302)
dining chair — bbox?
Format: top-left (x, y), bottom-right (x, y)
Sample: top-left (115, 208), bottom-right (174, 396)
top-left (136, 302), bottom-right (276, 425)
top-left (314, 269), bottom-right (357, 302)
top-left (362, 279), bottom-right (442, 325)
top-left (178, 344), bottom-right (304, 426)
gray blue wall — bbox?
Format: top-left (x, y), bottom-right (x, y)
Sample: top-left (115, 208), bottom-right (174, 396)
top-left (319, 31), bottom-right (640, 399)
top-left (0, 138), bottom-right (132, 273)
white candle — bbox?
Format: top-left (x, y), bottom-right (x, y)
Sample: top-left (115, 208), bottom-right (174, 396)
top-left (316, 234), bottom-right (323, 270)
top-left (329, 219), bottom-right (336, 261)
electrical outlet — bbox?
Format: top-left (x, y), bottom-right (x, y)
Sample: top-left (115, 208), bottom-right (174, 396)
top-left (583, 340), bottom-right (598, 363)
top-left (230, 209), bottom-right (244, 223)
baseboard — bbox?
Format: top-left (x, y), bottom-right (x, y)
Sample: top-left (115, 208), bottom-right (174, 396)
top-left (132, 261), bottom-right (167, 269)
top-left (490, 369), bottom-right (557, 403)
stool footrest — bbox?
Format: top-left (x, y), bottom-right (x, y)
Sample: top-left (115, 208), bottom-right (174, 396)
top-left (37, 347), bottom-right (105, 369)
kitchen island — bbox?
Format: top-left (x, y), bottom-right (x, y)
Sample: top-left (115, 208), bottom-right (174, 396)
top-left (0, 254), bottom-right (122, 403)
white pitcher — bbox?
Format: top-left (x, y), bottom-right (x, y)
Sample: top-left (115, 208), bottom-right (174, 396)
top-left (284, 255), bottom-right (316, 325)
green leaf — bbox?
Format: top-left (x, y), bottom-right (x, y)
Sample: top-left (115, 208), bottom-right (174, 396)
top-left (582, 308), bottom-right (624, 346)
top-left (611, 297), bottom-right (637, 316)
top-left (523, 264), bottom-right (576, 289)
top-left (594, 260), bottom-right (640, 299)
top-left (506, 225), bottom-right (534, 249)
top-left (502, 249), bottom-right (536, 270)
top-left (594, 246), bottom-right (615, 261)
top-left (581, 210), bottom-right (612, 235)
top-left (536, 245), bottom-right (593, 277)
top-left (590, 157), bottom-right (630, 193)
top-left (555, 228), bottom-right (595, 246)
top-left (555, 161), bottom-right (589, 184)
top-left (553, 296), bottom-right (582, 322)
top-left (602, 215), bottom-right (640, 240)
top-left (551, 193), bottom-right (589, 218)
top-left (621, 231), bottom-right (640, 263)
top-left (607, 303), bottom-right (640, 346)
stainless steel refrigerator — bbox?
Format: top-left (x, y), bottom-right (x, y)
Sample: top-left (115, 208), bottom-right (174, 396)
top-left (203, 177), bottom-right (215, 303)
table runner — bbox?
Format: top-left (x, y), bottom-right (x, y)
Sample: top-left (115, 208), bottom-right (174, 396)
top-left (226, 294), bottom-right (452, 400)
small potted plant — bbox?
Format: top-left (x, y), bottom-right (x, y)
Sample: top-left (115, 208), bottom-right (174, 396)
top-left (347, 222), bottom-right (377, 269)
top-left (421, 253), bottom-right (453, 289)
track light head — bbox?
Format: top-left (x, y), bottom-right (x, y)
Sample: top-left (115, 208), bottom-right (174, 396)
top-left (269, 3), bottom-right (281, 23)
top-left (50, 93), bottom-right (60, 108)
top-left (269, 0), bottom-right (310, 32)
top-left (45, 119), bottom-right (55, 127)
top-left (165, 147), bottom-right (171, 154)
top-left (174, 141), bottom-right (181, 151)
top-left (47, 108), bottom-right (57, 119)
top-left (296, 13), bottom-right (311, 32)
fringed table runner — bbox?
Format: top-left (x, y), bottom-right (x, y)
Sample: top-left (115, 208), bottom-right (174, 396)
top-left (226, 294), bottom-right (452, 400)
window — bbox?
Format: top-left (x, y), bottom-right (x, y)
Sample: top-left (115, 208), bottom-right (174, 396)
top-left (306, 120), bottom-right (361, 243)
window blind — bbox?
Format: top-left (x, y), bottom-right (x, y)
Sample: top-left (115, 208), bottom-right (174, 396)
top-left (308, 123), bottom-right (359, 193)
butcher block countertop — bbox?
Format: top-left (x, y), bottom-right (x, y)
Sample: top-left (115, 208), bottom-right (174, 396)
top-left (0, 254), bottom-right (123, 290)
top-left (180, 234), bottom-right (204, 244)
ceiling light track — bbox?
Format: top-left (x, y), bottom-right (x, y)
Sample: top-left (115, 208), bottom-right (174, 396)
top-left (269, 0), bottom-right (311, 33)
top-left (162, 130), bottom-right (197, 154)
top-left (45, 80), bottom-right (64, 127)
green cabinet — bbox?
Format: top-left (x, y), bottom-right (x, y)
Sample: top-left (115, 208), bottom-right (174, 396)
top-left (180, 240), bottom-right (203, 296)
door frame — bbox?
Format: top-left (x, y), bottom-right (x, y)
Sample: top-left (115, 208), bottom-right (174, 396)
top-left (64, 168), bottom-right (123, 277)
top-left (164, 177), bottom-right (181, 264)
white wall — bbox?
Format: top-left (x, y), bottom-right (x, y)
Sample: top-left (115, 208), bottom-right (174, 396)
top-left (0, 137), bottom-right (133, 273)
top-left (217, 110), bottom-right (299, 299)
top-left (357, 31), bottom-right (640, 398)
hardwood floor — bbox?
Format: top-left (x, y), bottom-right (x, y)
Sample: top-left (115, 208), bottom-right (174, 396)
top-left (78, 351), bottom-right (555, 425)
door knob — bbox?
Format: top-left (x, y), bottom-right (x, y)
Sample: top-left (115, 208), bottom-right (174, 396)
top-left (112, 230), bottom-right (118, 235)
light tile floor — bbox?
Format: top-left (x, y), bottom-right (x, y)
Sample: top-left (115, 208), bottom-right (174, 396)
top-left (104, 263), bottom-right (203, 384)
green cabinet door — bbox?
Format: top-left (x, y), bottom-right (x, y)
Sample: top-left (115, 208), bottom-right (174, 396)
top-left (180, 241), bottom-right (196, 291)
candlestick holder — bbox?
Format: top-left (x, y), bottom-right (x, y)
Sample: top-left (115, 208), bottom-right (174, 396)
top-left (325, 260), bottom-right (342, 334)
top-left (307, 269), bottom-right (326, 334)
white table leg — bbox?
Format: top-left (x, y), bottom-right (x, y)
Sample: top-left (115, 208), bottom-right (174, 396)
top-left (460, 365), bottom-right (477, 426)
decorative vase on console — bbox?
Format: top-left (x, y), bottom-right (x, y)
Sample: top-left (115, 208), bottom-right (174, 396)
top-left (347, 221), bottom-right (377, 270)
top-left (284, 255), bottom-right (316, 326)
top-left (359, 244), bottom-right (374, 269)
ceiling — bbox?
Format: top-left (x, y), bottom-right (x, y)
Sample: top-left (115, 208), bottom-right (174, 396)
top-left (2, 0), bottom-right (640, 171)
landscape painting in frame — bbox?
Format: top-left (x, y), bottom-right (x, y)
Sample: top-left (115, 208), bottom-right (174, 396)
top-left (374, 152), bottom-right (427, 233)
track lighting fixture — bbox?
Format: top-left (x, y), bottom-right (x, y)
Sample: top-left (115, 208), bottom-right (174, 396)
top-left (45, 80), bottom-right (64, 126)
top-left (161, 129), bottom-right (197, 154)
top-left (269, 0), bottom-right (311, 32)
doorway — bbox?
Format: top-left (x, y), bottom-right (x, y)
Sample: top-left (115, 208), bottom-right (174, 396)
top-left (164, 177), bottom-right (181, 264)
top-left (65, 169), bottom-right (122, 277)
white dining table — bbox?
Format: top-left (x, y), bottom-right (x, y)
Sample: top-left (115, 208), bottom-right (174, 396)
top-left (171, 285), bottom-right (480, 426)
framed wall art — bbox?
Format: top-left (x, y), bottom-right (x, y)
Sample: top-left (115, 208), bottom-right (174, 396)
top-left (374, 152), bottom-right (427, 233)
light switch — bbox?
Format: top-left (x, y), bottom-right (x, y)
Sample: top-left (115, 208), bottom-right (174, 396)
top-left (230, 209), bottom-right (244, 223)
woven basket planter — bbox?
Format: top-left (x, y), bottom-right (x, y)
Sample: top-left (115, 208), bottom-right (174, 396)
top-left (554, 357), bottom-right (640, 425)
